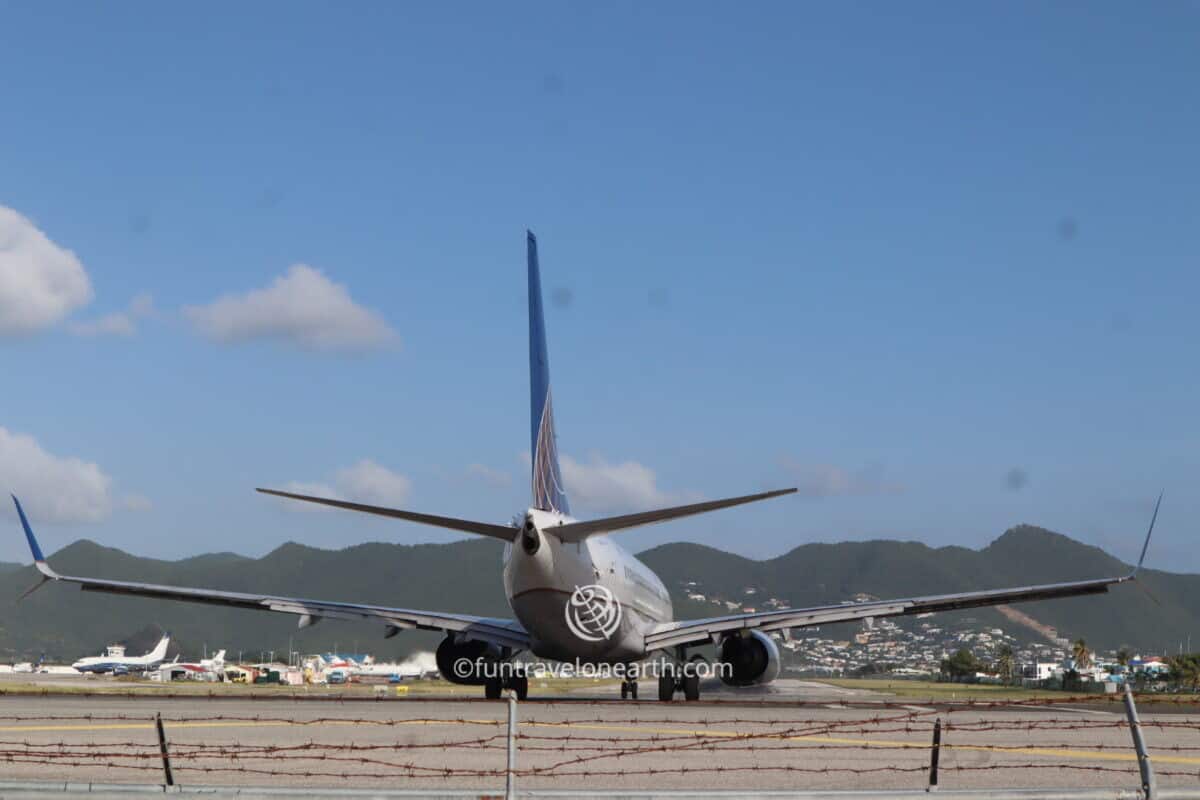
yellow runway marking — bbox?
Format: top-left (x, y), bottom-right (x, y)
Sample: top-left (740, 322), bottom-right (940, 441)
top-left (0, 719), bottom-right (489, 734)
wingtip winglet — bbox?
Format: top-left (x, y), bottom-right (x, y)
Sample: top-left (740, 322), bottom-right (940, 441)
top-left (1131, 490), bottom-right (1163, 578)
top-left (11, 495), bottom-right (46, 565)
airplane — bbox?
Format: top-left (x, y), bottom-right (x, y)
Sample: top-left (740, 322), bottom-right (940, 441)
top-left (336, 653), bottom-right (438, 681)
top-left (11, 654), bottom-right (44, 673)
top-left (162, 649), bottom-right (226, 681)
top-left (12, 231), bottom-right (1161, 701)
top-left (71, 634), bottom-right (170, 675)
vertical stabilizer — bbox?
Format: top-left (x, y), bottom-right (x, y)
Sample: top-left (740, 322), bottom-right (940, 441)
top-left (147, 635), bottom-right (170, 663)
top-left (527, 231), bottom-right (570, 514)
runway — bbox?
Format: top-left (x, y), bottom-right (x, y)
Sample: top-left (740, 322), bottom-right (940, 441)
top-left (0, 680), bottom-right (1196, 793)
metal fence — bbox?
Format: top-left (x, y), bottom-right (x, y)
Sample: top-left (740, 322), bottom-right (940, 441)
top-left (0, 687), bottom-right (1198, 798)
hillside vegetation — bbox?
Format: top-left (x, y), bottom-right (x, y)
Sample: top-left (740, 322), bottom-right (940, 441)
top-left (1, 526), bottom-right (1194, 661)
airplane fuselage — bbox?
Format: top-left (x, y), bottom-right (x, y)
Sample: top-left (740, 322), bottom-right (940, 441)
top-left (503, 508), bottom-right (672, 663)
top-left (72, 659), bottom-right (153, 674)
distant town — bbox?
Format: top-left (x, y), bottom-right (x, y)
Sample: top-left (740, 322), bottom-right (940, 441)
top-left (678, 579), bottom-right (1184, 690)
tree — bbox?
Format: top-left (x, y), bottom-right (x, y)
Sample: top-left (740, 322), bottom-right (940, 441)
top-left (995, 645), bottom-right (1015, 685)
top-left (1166, 654), bottom-right (1200, 692)
top-left (1072, 638), bottom-right (1091, 671)
top-left (940, 648), bottom-right (981, 681)
top-left (1116, 647), bottom-right (1133, 668)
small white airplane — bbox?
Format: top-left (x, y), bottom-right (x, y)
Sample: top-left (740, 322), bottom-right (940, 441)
top-left (354, 653), bottom-right (437, 681)
top-left (71, 635), bottom-right (170, 675)
top-left (162, 649), bottom-right (226, 680)
top-left (13, 231), bottom-right (1161, 701)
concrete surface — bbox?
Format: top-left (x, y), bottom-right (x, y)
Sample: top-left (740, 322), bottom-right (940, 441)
top-left (0, 682), bottom-right (1195, 793)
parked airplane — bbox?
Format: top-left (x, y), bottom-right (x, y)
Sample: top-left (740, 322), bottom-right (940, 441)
top-left (343, 653), bottom-right (438, 681)
top-left (11, 655), bottom-right (43, 673)
top-left (161, 649), bottom-right (225, 681)
top-left (12, 231), bottom-right (1161, 701)
top-left (71, 635), bottom-right (170, 674)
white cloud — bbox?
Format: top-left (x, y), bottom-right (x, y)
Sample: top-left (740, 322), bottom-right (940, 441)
top-left (0, 206), bottom-right (93, 334)
top-left (277, 460), bottom-right (411, 512)
top-left (780, 458), bottom-right (903, 498)
top-left (0, 427), bottom-right (114, 524)
top-left (466, 463), bottom-right (512, 488)
top-left (334, 459), bottom-right (411, 506)
top-left (184, 265), bottom-right (397, 352)
top-left (559, 454), bottom-right (695, 514)
top-left (70, 292), bottom-right (156, 338)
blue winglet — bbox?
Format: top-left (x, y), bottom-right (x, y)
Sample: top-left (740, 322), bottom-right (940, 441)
top-left (12, 495), bottom-right (45, 563)
top-left (1131, 491), bottom-right (1163, 577)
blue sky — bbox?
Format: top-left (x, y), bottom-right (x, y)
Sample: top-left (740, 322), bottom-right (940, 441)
top-left (0, 2), bottom-right (1196, 571)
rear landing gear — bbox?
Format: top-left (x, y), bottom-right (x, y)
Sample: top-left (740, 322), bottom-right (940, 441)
top-left (658, 647), bottom-right (703, 701)
top-left (620, 680), bottom-right (638, 700)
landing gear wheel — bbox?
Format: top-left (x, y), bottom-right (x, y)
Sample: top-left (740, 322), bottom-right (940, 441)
top-left (620, 680), bottom-right (639, 700)
top-left (484, 678), bottom-right (502, 700)
top-left (658, 674), bottom-right (675, 702)
top-left (630, 681), bottom-right (638, 700)
top-left (620, 682), bottom-right (628, 700)
top-left (510, 674), bottom-right (529, 701)
top-left (682, 673), bottom-right (700, 701)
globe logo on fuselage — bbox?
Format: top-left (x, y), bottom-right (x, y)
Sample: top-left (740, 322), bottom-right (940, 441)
top-left (564, 584), bottom-right (622, 642)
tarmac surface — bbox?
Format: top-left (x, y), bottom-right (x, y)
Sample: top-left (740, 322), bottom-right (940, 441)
top-left (0, 677), bottom-right (1197, 793)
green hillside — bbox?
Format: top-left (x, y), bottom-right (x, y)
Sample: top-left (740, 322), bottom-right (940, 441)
top-left (0, 526), bottom-right (1194, 662)
top-left (640, 525), bottom-right (1200, 652)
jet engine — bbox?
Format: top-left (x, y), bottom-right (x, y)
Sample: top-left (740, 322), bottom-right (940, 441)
top-left (435, 635), bottom-right (502, 686)
top-left (717, 630), bottom-right (782, 686)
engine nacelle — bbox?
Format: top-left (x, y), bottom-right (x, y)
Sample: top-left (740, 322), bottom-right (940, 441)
top-left (717, 630), bottom-right (782, 687)
top-left (435, 635), bottom-right (502, 685)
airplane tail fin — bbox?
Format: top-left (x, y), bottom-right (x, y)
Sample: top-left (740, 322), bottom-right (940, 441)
top-left (148, 635), bottom-right (170, 662)
top-left (528, 230), bottom-right (570, 514)
top-left (214, 649), bottom-right (226, 663)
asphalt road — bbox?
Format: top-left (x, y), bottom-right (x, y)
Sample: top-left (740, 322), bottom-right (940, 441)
top-left (0, 680), bottom-right (1196, 793)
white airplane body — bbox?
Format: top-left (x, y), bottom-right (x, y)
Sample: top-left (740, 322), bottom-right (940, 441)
top-left (13, 231), bottom-right (1160, 700)
top-left (72, 635), bottom-right (170, 674)
top-left (169, 649), bottom-right (226, 678)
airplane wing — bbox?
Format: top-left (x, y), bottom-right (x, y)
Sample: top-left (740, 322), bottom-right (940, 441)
top-left (12, 496), bottom-right (529, 651)
top-left (646, 495), bottom-right (1162, 652)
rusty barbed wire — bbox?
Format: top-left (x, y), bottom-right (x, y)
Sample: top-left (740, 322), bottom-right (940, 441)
top-left (0, 695), bottom-right (1195, 787)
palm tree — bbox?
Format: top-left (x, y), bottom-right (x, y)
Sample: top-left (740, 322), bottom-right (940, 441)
top-left (996, 645), bottom-right (1015, 685)
top-left (1072, 638), bottom-right (1092, 671)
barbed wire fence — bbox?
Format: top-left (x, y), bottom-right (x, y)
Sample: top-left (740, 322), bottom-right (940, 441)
top-left (0, 688), bottom-right (1198, 798)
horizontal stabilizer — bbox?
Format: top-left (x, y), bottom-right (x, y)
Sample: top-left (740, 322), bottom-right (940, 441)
top-left (551, 488), bottom-right (797, 543)
top-left (255, 489), bottom-right (517, 542)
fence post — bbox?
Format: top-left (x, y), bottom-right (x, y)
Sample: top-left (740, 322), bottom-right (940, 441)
top-left (1122, 683), bottom-right (1156, 799)
top-left (505, 689), bottom-right (518, 800)
top-left (928, 717), bottom-right (941, 791)
top-left (155, 712), bottom-right (175, 787)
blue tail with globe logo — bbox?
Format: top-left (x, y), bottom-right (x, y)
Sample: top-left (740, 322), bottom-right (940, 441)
top-left (528, 230), bottom-right (570, 515)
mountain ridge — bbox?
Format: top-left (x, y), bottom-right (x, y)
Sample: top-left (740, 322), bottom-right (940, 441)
top-left (1, 526), bottom-right (1193, 661)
